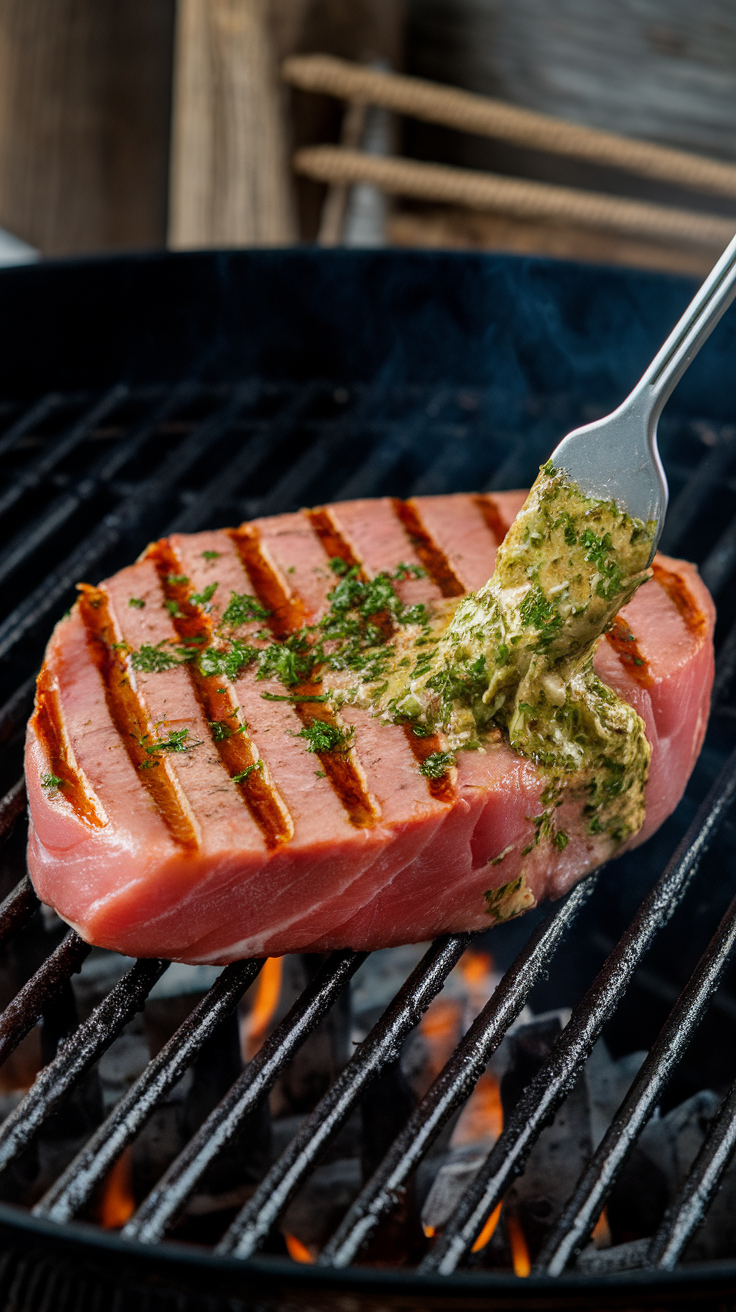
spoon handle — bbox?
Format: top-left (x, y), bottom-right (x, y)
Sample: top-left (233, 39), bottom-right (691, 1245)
top-left (632, 227), bottom-right (736, 425)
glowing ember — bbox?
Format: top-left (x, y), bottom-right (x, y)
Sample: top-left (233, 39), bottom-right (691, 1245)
top-left (98, 1147), bottom-right (135, 1229)
top-left (459, 949), bottom-right (493, 986)
top-left (507, 1211), bottom-right (531, 1277)
top-left (451, 1071), bottom-right (503, 1147)
top-left (419, 996), bottom-right (463, 1083)
top-left (243, 956), bottom-right (283, 1061)
top-left (592, 1207), bottom-right (612, 1249)
top-left (285, 1232), bottom-right (315, 1263)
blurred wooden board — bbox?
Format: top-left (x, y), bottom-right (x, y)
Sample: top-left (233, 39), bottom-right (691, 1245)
top-left (388, 204), bottom-right (720, 277)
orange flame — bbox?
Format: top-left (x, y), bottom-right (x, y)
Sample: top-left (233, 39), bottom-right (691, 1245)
top-left (244, 956), bottom-right (283, 1061)
top-left (507, 1211), bottom-right (531, 1277)
top-left (471, 1201), bottom-right (503, 1253)
top-left (285, 1233), bottom-right (314, 1264)
top-left (420, 997), bottom-right (463, 1083)
top-left (98, 1147), bottom-right (135, 1229)
top-left (592, 1207), bottom-right (612, 1250)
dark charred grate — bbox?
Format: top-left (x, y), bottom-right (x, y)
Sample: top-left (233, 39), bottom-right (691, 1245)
top-left (1, 378), bottom-right (736, 1283)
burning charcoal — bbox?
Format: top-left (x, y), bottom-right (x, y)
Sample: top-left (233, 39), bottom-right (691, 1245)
top-left (585, 1042), bottom-right (647, 1148)
top-left (615, 1089), bottom-right (722, 1259)
top-left (97, 1021), bottom-right (151, 1114)
top-left (500, 1011), bottom-right (595, 1262)
top-left (576, 1237), bottom-right (650, 1274)
top-left (422, 1072), bottom-right (504, 1233)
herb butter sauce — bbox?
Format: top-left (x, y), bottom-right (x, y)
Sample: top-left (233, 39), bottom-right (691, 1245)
top-left (367, 462), bottom-right (656, 853)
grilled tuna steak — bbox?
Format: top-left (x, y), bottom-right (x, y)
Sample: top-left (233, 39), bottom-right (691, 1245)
top-left (25, 492), bottom-right (715, 962)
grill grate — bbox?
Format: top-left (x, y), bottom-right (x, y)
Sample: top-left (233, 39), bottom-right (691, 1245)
top-left (2, 358), bottom-right (736, 1291)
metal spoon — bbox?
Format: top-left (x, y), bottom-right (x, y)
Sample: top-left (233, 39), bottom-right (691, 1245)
top-left (550, 228), bottom-right (736, 557)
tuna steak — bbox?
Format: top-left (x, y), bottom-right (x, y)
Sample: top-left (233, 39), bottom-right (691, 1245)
top-left (25, 492), bottom-right (715, 962)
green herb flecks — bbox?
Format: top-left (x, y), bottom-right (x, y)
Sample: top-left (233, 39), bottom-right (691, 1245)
top-left (233, 761), bottom-right (263, 784)
top-left (41, 772), bottom-right (64, 790)
top-left (202, 550), bottom-right (221, 561)
top-left (220, 592), bottom-right (271, 628)
top-left (199, 640), bottom-right (257, 681)
top-left (128, 597), bottom-right (146, 609)
top-left (298, 721), bottom-right (352, 754)
top-left (131, 642), bottom-right (182, 673)
top-left (138, 727), bottom-right (201, 765)
top-left (190, 582), bottom-right (218, 608)
top-left (419, 751), bottom-right (455, 780)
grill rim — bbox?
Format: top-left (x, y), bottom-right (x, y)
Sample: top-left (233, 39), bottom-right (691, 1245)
top-left (3, 1199), bottom-right (736, 1300)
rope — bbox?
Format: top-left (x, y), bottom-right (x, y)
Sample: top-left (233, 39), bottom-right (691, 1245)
top-left (294, 146), bottom-right (736, 248)
top-left (284, 54), bottom-right (736, 202)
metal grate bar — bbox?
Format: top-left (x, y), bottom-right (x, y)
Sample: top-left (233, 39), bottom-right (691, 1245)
top-left (0, 383), bottom-right (194, 592)
top-left (0, 383), bottom-right (258, 662)
top-left (165, 383), bottom-right (320, 534)
top-left (657, 430), bottom-right (736, 556)
top-left (35, 956), bottom-right (264, 1224)
top-left (0, 876), bottom-right (37, 945)
top-left (0, 778), bottom-right (25, 844)
top-left (216, 933), bottom-right (473, 1259)
top-left (0, 385), bottom-right (128, 526)
top-left (0, 957), bottom-right (168, 1173)
top-left (0, 394), bottom-right (62, 462)
top-left (700, 514), bottom-right (736, 598)
top-left (333, 403), bottom-right (440, 503)
top-left (712, 615), bottom-right (736, 710)
top-left (647, 1070), bottom-right (736, 1268)
top-left (536, 888), bottom-right (736, 1275)
top-left (0, 930), bottom-right (91, 1069)
top-left (125, 948), bottom-right (364, 1244)
top-left (0, 676), bottom-right (36, 746)
top-left (420, 747), bottom-right (736, 1274)
top-left (320, 875), bottom-right (598, 1268)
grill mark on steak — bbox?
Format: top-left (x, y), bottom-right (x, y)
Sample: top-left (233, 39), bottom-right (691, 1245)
top-left (77, 585), bottom-right (200, 851)
top-left (605, 616), bottom-right (653, 687)
top-left (651, 562), bottom-right (709, 640)
top-left (31, 667), bottom-right (107, 827)
top-left (401, 723), bottom-right (456, 803)
top-left (230, 524), bottom-right (380, 828)
top-left (307, 507), bottom-right (362, 575)
top-left (145, 540), bottom-right (292, 849)
top-left (474, 494), bottom-right (511, 545)
top-left (391, 498), bottom-right (465, 597)
top-left (317, 500), bottom-right (458, 807)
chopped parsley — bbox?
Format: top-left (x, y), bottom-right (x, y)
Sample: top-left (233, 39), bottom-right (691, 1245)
top-left (167, 573), bottom-right (189, 586)
top-left (419, 751), bottom-right (455, 780)
top-left (202, 550), bottom-right (221, 561)
top-left (329, 557), bottom-right (350, 575)
top-left (138, 727), bottom-right (201, 764)
top-left (220, 592), bottom-right (271, 627)
top-left (199, 640), bottom-right (257, 681)
top-left (298, 721), bottom-right (352, 754)
top-left (131, 642), bottom-right (182, 672)
top-left (164, 599), bottom-right (184, 619)
top-left (128, 597), bottom-right (146, 609)
top-left (232, 761), bottom-right (263, 784)
top-left (41, 772), bottom-right (64, 790)
top-left (190, 582), bottom-right (218, 608)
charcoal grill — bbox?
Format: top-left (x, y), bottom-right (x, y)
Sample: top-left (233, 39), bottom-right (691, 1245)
top-left (2, 248), bottom-right (736, 1311)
